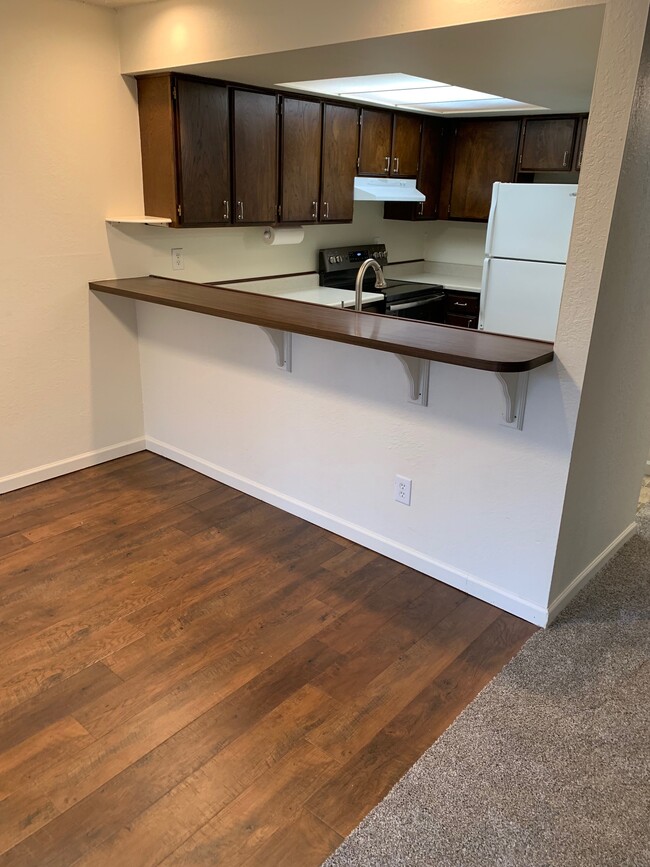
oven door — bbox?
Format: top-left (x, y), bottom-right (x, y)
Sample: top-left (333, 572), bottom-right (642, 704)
top-left (385, 292), bottom-right (446, 323)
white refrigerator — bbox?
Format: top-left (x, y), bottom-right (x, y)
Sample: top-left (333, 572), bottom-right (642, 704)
top-left (479, 183), bottom-right (578, 341)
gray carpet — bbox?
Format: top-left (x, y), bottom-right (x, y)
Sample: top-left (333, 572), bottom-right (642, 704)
top-left (323, 507), bottom-right (650, 867)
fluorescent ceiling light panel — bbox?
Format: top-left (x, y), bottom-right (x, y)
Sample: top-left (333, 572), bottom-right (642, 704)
top-left (278, 74), bottom-right (546, 114)
top-left (403, 98), bottom-right (543, 113)
top-left (277, 73), bottom-right (439, 96)
top-left (351, 86), bottom-right (497, 105)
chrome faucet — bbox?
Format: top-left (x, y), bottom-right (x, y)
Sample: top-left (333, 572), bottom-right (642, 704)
top-left (355, 257), bottom-right (387, 312)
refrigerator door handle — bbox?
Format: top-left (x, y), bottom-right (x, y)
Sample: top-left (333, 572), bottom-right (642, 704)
top-left (484, 182), bottom-right (500, 256)
top-left (479, 257), bottom-right (490, 330)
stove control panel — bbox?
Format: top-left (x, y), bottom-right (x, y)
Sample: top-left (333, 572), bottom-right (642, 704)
top-left (319, 244), bottom-right (388, 274)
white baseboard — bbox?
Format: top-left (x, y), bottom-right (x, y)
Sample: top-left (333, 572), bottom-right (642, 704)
top-left (547, 521), bottom-right (638, 623)
top-left (0, 437), bottom-right (146, 495)
top-left (146, 436), bottom-right (550, 627)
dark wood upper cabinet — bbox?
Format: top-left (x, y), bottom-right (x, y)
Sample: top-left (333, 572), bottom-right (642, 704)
top-left (137, 70), bottom-right (584, 231)
top-left (232, 89), bottom-right (279, 225)
top-left (321, 103), bottom-right (359, 223)
top-left (176, 78), bottom-right (230, 225)
top-left (358, 109), bottom-right (393, 176)
top-left (573, 116), bottom-right (588, 171)
top-left (518, 116), bottom-right (578, 172)
top-left (383, 117), bottom-right (444, 222)
top-left (280, 98), bottom-right (322, 223)
top-left (447, 119), bottom-right (520, 221)
top-left (391, 114), bottom-right (421, 177)
top-left (416, 118), bottom-right (444, 219)
top-left (137, 74), bottom-right (230, 227)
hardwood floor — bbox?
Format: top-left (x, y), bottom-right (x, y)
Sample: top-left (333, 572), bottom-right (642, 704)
top-left (0, 452), bottom-right (536, 866)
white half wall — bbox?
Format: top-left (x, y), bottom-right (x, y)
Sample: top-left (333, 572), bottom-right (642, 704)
top-left (136, 301), bottom-right (569, 625)
top-left (0, 0), bottom-right (147, 490)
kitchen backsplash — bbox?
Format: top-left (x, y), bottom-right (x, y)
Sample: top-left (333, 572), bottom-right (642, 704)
top-left (422, 221), bottom-right (488, 267)
top-left (106, 202), bottom-right (487, 284)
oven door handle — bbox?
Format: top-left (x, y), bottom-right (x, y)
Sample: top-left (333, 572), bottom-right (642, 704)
top-left (388, 294), bottom-right (445, 312)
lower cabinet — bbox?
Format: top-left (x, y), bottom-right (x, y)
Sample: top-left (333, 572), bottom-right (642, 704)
top-left (445, 291), bottom-right (480, 329)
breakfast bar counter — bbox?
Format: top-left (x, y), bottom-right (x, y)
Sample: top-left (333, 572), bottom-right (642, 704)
top-left (90, 275), bottom-right (553, 374)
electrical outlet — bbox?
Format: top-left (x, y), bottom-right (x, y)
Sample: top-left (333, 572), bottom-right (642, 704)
top-left (171, 248), bottom-right (184, 270)
top-left (394, 475), bottom-right (412, 506)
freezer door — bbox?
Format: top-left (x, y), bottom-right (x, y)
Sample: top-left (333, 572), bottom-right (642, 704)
top-left (485, 182), bottom-right (578, 263)
top-left (479, 257), bottom-right (565, 341)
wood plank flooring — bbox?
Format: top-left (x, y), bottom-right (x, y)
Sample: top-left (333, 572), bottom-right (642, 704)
top-left (0, 452), bottom-right (536, 866)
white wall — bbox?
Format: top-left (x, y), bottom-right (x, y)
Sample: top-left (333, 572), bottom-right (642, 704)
top-left (423, 222), bottom-right (487, 267)
top-left (111, 202), bottom-right (432, 285)
top-left (0, 0), bottom-right (146, 492)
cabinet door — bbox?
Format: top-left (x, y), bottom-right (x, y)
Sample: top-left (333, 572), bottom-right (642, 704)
top-left (321, 103), bottom-right (358, 223)
top-left (391, 114), bottom-right (421, 177)
top-left (573, 116), bottom-right (588, 171)
top-left (448, 119), bottom-right (520, 221)
top-left (383, 117), bottom-right (443, 221)
top-left (176, 78), bottom-right (230, 225)
top-left (519, 117), bottom-right (577, 172)
top-left (232, 89), bottom-right (278, 225)
top-left (416, 117), bottom-right (444, 219)
top-left (281, 98), bottom-right (321, 223)
top-left (358, 109), bottom-right (392, 176)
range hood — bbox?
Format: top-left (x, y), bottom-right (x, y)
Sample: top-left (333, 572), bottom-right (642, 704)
top-left (353, 177), bottom-right (426, 202)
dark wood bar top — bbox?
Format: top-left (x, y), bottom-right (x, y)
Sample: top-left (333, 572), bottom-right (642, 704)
top-left (90, 275), bottom-right (554, 373)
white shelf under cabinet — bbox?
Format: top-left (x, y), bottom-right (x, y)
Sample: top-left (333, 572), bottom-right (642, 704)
top-left (106, 216), bottom-right (172, 227)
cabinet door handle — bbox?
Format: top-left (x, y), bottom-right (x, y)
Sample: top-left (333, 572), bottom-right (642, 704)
top-left (323, 201), bottom-right (329, 220)
top-left (562, 150), bottom-right (569, 168)
top-left (384, 156), bottom-right (390, 173)
top-left (223, 200), bottom-right (230, 221)
top-left (312, 200), bottom-right (318, 220)
top-left (454, 301), bottom-right (468, 307)
top-left (418, 202), bottom-right (424, 217)
top-left (237, 201), bottom-right (244, 221)
top-left (393, 156), bottom-right (399, 174)
top-left (577, 150), bottom-right (583, 170)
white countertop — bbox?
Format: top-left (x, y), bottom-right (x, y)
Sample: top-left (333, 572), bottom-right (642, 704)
top-left (385, 261), bottom-right (483, 294)
top-left (216, 275), bottom-right (384, 308)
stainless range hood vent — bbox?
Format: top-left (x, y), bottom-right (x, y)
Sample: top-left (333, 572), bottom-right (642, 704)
top-left (353, 177), bottom-right (426, 202)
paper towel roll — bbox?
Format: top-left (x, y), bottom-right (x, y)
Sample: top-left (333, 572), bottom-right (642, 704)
top-left (262, 226), bottom-right (305, 246)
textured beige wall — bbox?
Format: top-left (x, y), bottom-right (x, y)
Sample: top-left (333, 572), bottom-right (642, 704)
top-left (0, 0), bottom-right (146, 490)
top-left (550, 7), bottom-right (650, 606)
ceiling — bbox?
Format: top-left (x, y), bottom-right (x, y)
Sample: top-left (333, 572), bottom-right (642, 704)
top-left (173, 6), bottom-right (604, 116)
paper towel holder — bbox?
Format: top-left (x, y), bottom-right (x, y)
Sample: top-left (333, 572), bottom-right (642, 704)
top-left (262, 226), bottom-right (305, 246)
